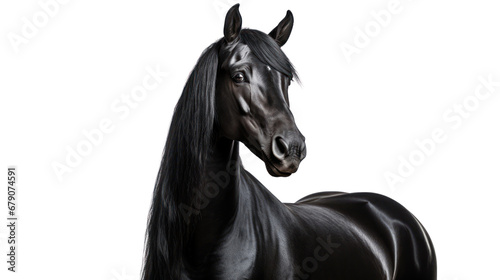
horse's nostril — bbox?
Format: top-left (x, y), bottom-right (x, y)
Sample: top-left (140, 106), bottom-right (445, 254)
top-left (272, 136), bottom-right (289, 160)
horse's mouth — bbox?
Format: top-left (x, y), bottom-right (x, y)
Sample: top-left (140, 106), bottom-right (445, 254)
top-left (242, 141), bottom-right (296, 177)
top-left (261, 151), bottom-right (295, 177)
top-left (265, 161), bottom-right (292, 177)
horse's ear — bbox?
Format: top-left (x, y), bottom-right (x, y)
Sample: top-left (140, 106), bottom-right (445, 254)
top-left (269, 10), bottom-right (294, 47)
top-left (224, 4), bottom-right (242, 43)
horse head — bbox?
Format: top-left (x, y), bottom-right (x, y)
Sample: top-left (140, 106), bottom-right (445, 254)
top-left (215, 4), bottom-right (306, 177)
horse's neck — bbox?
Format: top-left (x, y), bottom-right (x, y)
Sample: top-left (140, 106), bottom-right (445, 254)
top-left (186, 138), bottom-right (241, 265)
top-left (187, 138), bottom-right (288, 268)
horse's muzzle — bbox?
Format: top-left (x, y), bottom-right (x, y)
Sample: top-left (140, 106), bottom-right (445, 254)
top-left (266, 133), bottom-right (306, 177)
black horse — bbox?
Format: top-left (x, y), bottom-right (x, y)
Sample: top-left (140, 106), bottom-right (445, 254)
top-left (143, 4), bottom-right (436, 280)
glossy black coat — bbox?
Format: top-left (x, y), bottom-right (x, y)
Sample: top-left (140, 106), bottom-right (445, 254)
top-left (142, 4), bottom-right (437, 280)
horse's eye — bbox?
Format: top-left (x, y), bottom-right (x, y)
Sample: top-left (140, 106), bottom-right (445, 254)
top-left (232, 73), bottom-right (246, 83)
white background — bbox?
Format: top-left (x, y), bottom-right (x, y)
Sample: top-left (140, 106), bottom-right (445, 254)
top-left (1, 0), bottom-right (499, 279)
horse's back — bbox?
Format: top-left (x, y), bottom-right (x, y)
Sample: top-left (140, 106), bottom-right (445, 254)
top-left (288, 192), bottom-right (437, 280)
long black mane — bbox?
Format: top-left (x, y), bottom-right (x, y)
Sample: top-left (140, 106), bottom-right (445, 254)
top-left (142, 29), bottom-right (298, 280)
top-left (142, 38), bottom-right (221, 279)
